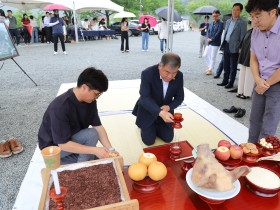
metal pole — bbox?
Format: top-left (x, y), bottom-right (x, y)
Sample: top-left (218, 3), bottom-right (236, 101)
top-left (140, 0), bottom-right (142, 16)
top-left (170, 0), bottom-right (175, 52)
top-left (167, 0), bottom-right (171, 52)
top-left (73, 1), bottom-right (79, 43)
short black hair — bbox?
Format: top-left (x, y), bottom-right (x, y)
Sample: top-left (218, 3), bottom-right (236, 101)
top-left (30, 15), bottom-right (34, 19)
top-left (7, 10), bottom-right (12, 13)
top-left (213, 10), bottom-right (221, 15)
top-left (160, 53), bottom-right (181, 68)
top-left (245, 0), bottom-right (279, 13)
top-left (205, 15), bottom-right (210, 19)
top-left (233, 3), bottom-right (244, 11)
top-left (0, 9), bottom-right (5, 17)
top-left (46, 12), bottom-right (49, 14)
top-left (77, 67), bottom-right (108, 92)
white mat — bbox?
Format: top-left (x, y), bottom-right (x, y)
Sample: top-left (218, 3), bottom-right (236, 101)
top-left (13, 80), bottom-right (248, 210)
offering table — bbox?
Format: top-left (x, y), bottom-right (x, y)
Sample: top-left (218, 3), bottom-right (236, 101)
top-left (123, 141), bottom-right (280, 210)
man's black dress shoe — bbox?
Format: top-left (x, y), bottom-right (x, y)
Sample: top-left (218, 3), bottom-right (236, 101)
top-left (234, 109), bottom-right (246, 118)
top-left (223, 106), bottom-right (239, 113)
top-left (213, 75), bottom-right (220, 79)
top-left (217, 82), bottom-right (228, 86)
top-left (228, 88), bottom-right (238, 93)
top-left (225, 84), bottom-right (233, 89)
top-left (240, 95), bottom-right (250, 99)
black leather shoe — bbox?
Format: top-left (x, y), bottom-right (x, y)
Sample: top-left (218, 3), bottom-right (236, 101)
top-left (213, 75), bottom-right (220, 79)
top-left (223, 106), bottom-right (239, 113)
top-left (234, 109), bottom-right (246, 118)
top-left (217, 82), bottom-right (228, 86)
top-left (240, 95), bottom-right (250, 99)
top-left (225, 84), bottom-right (233, 89)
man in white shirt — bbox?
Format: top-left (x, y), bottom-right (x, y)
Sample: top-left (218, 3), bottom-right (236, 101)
top-left (43, 12), bottom-right (52, 43)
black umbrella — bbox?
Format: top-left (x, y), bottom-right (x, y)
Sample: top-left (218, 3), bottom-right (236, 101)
top-left (193, 5), bottom-right (218, 15)
top-left (155, 6), bottom-right (182, 22)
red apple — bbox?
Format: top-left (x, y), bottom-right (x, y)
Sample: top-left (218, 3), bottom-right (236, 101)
top-left (218, 139), bottom-right (232, 149)
top-left (230, 145), bottom-right (243, 159)
top-left (215, 146), bottom-right (230, 161)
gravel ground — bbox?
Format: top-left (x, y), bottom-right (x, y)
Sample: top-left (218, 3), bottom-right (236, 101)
top-left (0, 30), bottom-right (279, 209)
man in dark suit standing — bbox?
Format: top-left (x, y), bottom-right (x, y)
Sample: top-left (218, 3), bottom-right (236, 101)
top-left (132, 53), bottom-right (184, 145)
top-left (217, 3), bottom-right (247, 89)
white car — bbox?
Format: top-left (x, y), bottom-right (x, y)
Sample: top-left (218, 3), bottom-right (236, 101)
top-left (149, 20), bottom-right (161, 35)
top-left (173, 21), bottom-right (184, 32)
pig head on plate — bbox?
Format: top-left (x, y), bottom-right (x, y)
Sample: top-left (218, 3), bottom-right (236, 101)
top-left (191, 144), bottom-right (250, 191)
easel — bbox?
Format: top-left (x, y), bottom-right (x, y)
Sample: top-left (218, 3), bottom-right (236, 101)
top-left (12, 58), bottom-right (38, 86)
top-left (0, 59), bottom-right (37, 86)
top-left (0, 21), bottom-right (38, 86)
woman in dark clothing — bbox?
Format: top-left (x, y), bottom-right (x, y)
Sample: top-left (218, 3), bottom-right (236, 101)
top-left (21, 14), bottom-right (31, 44)
top-left (236, 21), bottom-right (255, 99)
top-left (120, 18), bottom-right (129, 53)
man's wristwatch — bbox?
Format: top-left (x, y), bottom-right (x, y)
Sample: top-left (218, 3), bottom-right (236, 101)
top-left (108, 147), bottom-right (115, 152)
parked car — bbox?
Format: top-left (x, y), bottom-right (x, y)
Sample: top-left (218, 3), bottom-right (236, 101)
top-left (130, 20), bottom-right (141, 27)
top-left (173, 21), bottom-right (184, 32)
top-left (110, 21), bottom-right (141, 36)
top-left (149, 20), bottom-right (161, 35)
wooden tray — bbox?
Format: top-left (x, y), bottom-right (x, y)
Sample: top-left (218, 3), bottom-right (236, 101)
top-left (38, 156), bottom-right (139, 210)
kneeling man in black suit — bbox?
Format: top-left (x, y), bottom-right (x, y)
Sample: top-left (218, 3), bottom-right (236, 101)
top-left (132, 53), bottom-right (184, 145)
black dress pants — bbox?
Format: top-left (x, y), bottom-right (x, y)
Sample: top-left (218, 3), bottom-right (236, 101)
top-left (140, 118), bottom-right (174, 146)
top-left (222, 42), bottom-right (239, 86)
top-left (120, 31), bottom-right (129, 51)
top-left (53, 33), bottom-right (65, 52)
top-left (45, 27), bottom-right (52, 42)
top-left (9, 29), bottom-right (20, 45)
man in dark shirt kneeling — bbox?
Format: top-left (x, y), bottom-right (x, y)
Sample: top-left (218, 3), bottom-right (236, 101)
top-left (38, 67), bottom-right (119, 164)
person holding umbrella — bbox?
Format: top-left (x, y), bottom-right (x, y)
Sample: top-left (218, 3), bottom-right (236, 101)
top-left (203, 10), bottom-right (223, 75)
top-left (50, 9), bottom-right (67, 55)
top-left (158, 18), bottom-right (168, 53)
top-left (198, 15), bottom-right (209, 58)
top-left (141, 18), bottom-right (150, 51)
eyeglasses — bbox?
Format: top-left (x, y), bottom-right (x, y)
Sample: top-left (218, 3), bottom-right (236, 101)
top-left (86, 83), bottom-right (103, 99)
top-left (93, 91), bottom-right (103, 99)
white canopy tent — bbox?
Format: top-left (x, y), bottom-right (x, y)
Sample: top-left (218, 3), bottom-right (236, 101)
top-left (1, 0), bottom-right (124, 43)
top-left (39, 0), bottom-right (124, 42)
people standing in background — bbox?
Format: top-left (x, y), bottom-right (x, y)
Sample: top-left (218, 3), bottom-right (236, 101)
top-left (141, 18), bottom-right (150, 51)
top-left (158, 18), bottom-right (168, 53)
top-left (50, 9), bottom-right (67, 55)
top-left (21, 14), bottom-right (30, 45)
top-left (44, 12), bottom-right (52, 44)
top-left (120, 17), bottom-right (129, 53)
top-left (236, 20), bottom-right (255, 99)
top-left (7, 10), bottom-right (19, 45)
top-left (203, 10), bottom-right (223, 75)
top-left (40, 16), bottom-right (46, 43)
top-left (217, 3), bottom-right (247, 89)
top-left (29, 15), bottom-right (38, 43)
top-left (245, 0), bottom-right (280, 143)
top-left (0, 9), bottom-right (9, 27)
top-left (198, 15), bottom-right (209, 58)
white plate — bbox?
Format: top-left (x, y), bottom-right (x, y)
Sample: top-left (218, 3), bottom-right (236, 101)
top-left (186, 168), bottom-right (241, 200)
